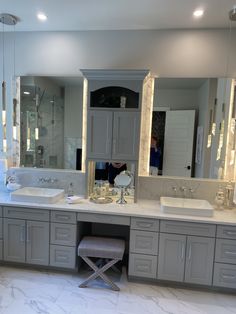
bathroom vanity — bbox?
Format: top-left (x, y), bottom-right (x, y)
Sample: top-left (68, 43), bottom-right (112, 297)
top-left (0, 195), bottom-right (236, 291)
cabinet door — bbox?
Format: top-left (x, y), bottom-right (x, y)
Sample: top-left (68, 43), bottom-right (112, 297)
top-left (157, 233), bottom-right (186, 282)
top-left (26, 221), bottom-right (49, 265)
top-left (87, 110), bottom-right (113, 159)
top-left (184, 236), bottom-right (215, 285)
top-left (112, 111), bottom-right (140, 160)
top-left (3, 218), bottom-right (25, 263)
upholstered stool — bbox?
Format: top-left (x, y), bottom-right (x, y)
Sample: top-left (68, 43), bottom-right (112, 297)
top-left (78, 236), bottom-right (125, 291)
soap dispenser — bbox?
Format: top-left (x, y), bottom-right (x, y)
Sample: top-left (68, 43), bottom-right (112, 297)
top-left (67, 183), bottom-right (74, 197)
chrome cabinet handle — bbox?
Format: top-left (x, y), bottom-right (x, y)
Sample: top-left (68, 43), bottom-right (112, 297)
top-left (188, 243), bottom-right (192, 260)
top-left (20, 226), bottom-right (25, 242)
top-left (225, 251), bottom-right (236, 256)
top-left (181, 243), bottom-right (185, 260)
top-left (112, 139), bottom-right (117, 154)
top-left (26, 225), bottom-right (30, 243)
top-left (222, 274), bottom-right (236, 280)
top-left (225, 231), bottom-right (236, 236)
top-left (137, 222), bottom-right (153, 228)
top-left (56, 215), bottom-right (70, 220)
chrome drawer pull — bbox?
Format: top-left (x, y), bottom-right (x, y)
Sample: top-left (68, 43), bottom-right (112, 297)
top-left (137, 222), bottom-right (153, 228)
top-left (225, 251), bottom-right (236, 256)
top-left (56, 215), bottom-right (70, 220)
top-left (181, 243), bottom-right (185, 260)
top-left (225, 231), bottom-right (236, 236)
top-left (222, 274), bottom-right (236, 279)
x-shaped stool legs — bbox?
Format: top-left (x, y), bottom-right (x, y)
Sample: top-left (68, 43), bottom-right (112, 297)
top-left (79, 256), bottom-right (120, 291)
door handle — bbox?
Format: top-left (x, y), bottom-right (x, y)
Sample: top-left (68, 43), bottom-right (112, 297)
top-left (184, 166), bottom-right (191, 170)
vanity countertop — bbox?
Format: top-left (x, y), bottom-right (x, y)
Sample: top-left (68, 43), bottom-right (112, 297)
top-left (0, 190), bottom-right (236, 226)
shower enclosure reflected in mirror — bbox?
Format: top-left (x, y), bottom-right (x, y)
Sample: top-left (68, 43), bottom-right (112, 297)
top-left (20, 76), bottom-right (83, 170)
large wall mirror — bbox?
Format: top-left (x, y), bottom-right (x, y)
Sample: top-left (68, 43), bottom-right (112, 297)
top-left (20, 76), bottom-right (83, 170)
top-left (150, 77), bottom-right (236, 180)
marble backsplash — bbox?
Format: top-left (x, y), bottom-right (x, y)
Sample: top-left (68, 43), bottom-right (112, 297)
top-left (137, 175), bottom-right (235, 204)
top-left (7, 168), bottom-right (86, 196)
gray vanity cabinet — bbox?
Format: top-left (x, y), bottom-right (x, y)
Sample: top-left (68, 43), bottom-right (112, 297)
top-left (3, 207), bottom-right (50, 266)
top-left (157, 233), bottom-right (186, 282)
top-left (184, 236), bottom-right (215, 285)
top-left (87, 110), bottom-right (140, 160)
top-left (4, 218), bottom-right (25, 263)
top-left (50, 211), bottom-right (77, 269)
top-left (158, 220), bottom-right (216, 286)
top-left (112, 111), bottom-right (140, 160)
top-left (128, 217), bottom-right (159, 279)
top-left (26, 220), bottom-right (49, 265)
top-left (158, 233), bottom-right (214, 285)
top-left (4, 218), bottom-right (49, 265)
top-left (87, 110), bottom-right (113, 159)
top-left (213, 225), bottom-right (236, 289)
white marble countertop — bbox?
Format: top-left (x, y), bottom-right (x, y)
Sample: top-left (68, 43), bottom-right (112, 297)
top-left (1, 190), bottom-right (236, 226)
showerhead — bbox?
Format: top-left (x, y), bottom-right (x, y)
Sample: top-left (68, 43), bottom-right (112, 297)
top-left (229, 6), bottom-right (236, 21)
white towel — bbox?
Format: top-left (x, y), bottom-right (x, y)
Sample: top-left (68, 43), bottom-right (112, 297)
top-left (66, 196), bottom-right (83, 204)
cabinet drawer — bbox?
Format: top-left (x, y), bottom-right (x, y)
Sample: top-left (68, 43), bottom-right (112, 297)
top-left (215, 239), bottom-right (236, 264)
top-left (3, 206), bottom-right (49, 221)
top-left (0, 240), bottom-right (2, 260)
top-left (217, 225), bottom-right (236, 239)
top-left (129, 253), bottom-right (157, 278)
top-left (160, 220), bottom-right (216, 237)
top-left (213, 263), bottom-right (236, 289)
top-left (77, 213), bottom-right (130, 226)
top-left (50, 245), bottom-right (76, 269)
top-left (51, 223), bottom-right (77, 246)
top-left (130, 230), bottom-right (158, 255)
top-left (51, 211), bottom-right (76, 224)
top-left (131, 217), bottom-right (159, 232)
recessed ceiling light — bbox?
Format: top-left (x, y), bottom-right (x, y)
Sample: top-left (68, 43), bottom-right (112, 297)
top-left (37, 13), bottom-right (47, 21)
top-left (23, 91), bottom-right (30, 95)
top-left (193, 9), bottom-right (204, 18)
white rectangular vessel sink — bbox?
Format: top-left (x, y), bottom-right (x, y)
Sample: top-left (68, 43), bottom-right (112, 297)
top-left (11, 187), bottom-right (65, 204)
top-left (160, 197), bottom-right (214, 217)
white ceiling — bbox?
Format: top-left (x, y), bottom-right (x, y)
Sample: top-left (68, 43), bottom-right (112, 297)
top-left (0, 0), bottom-right (236, 32)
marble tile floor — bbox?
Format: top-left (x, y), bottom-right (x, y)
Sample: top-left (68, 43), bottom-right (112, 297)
top-left (0, 265), bottom-right (235, 314)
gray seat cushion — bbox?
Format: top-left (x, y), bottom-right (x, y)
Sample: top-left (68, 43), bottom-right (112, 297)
top-left (78, 236), bottom-right (125, 259)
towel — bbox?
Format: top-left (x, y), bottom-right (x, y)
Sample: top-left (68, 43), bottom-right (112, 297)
top-left (66, 195), bottom-right (83, 204)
